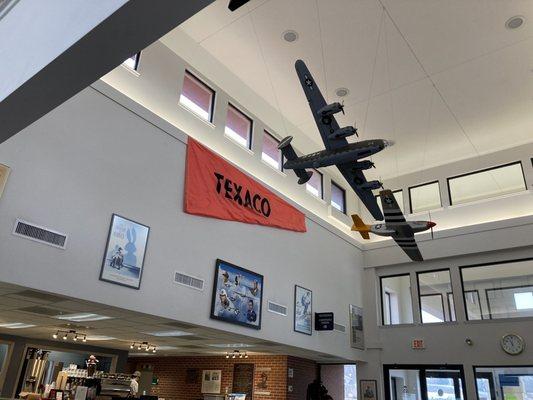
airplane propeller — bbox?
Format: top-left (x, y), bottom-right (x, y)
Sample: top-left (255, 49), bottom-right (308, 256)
top-left (429, 210), bottom-right (435, 240)
top-left (353, 119), bottom-right (359, 137)
top-left (340, 100), bottom-right (345, 115)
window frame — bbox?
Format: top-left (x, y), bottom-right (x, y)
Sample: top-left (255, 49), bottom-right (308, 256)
top-left (306, 169), bottom-right (324, 199)
top-left (331, 180), bottom-right (347, 214)
top-left (447, 161), bottom-right (526, 206)
top-left (416, 268), bottom-right (455, 324)
top-left (459, 257), bottom-right (533, 321)
top-left (123, 52), bottom-right (141, 71)
top-left (180, 70), bottom-right (216, 123)
top-left (225, 103), bottom-right (253, 150)
top-left (261, 130), bottom-right (282, 170)
top-left (379, 273), bottom-right (413, 326)
top-left (408, 180), bottom-right (442, 214)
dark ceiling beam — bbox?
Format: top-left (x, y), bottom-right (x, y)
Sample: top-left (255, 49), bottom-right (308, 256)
top-left (0, 0), bottom-right (214, 145)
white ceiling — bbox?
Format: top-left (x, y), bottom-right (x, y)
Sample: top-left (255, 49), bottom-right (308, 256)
top-left (178, 0), bottom-right (533, 179)
top-left (0, 282), bottom-right (347, 363)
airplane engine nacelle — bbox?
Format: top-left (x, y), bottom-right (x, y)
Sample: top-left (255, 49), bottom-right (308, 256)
top-left (358, 180), bottom-right (382, 191)
top-left (317, 102), bottom-right (344, 117)
top-left (327, 126), bottom-right (357, 140)
top-left (351, 160), bottom-right (375, 171)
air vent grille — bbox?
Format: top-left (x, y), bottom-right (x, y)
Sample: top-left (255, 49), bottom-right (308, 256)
top-left (334, 323), bottom-right (346, 333)
top-left (267, 301), bottom-right (287, 316)
top-left (13, 219), bottom-right (67, 249)
top-left (174, 271), bottom-right (204, 291)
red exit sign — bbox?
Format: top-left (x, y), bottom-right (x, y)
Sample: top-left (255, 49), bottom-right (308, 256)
top-left (412, 339), bottom-right (425, 349)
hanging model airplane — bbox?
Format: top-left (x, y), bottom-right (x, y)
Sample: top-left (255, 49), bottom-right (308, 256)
top-left (351, 190), bottom-right (436, 261)
top-left (278, 59), bottom-right (393, 220)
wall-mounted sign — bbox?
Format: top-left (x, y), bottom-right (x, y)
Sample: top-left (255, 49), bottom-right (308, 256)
top-left (315, 312), bottom-right (334, 331)
top-left (201, 370), bottom-right (222, 394)
top-left (0, 163), bottom-right (11, 200)
top-left (184, 138), bottom-right (306, 232)
top-left (412, 339), bottom-right (425, 350)
top-left (349, 305), bottom-right (364, 350)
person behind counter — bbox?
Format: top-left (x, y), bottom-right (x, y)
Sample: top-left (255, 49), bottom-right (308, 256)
top-left (130, 371), bottom-right (141, 397)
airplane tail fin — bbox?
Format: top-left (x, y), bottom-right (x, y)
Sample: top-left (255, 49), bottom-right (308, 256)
top-left (278, 136), bottom-right (313, 184)
top-left (351, 214), bottom-right (371, 240)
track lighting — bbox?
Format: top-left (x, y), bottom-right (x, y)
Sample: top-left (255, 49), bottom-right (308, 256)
top-left (53, 329), bottom-right (87, 342)
top-left (53, 332), bottom-right (58, 339)
top-left (226, 350), bottom-right (248, 359)
top-left (130, 342), bottom-right (157, 353)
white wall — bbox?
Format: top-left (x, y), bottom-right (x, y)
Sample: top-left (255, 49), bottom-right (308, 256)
top-left (0, 85), bottom-right (364, 361)
top-left (0, 0), bottom-right (127, 101)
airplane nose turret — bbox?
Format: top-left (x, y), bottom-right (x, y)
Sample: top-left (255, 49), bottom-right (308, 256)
top-left (383, 140), bottom-right (395, 147)
top-left (427, 221), bottom-right (436, 228)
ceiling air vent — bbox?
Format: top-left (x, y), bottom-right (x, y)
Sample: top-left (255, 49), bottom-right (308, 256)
top-left (13, 219), bottom-right (67, 249)
top-left (334, 323), bottom-right (346, 333)
top-left (174, 271), bottom-right (204, 291)
top-left (267, 301), bottom-right (287, 316)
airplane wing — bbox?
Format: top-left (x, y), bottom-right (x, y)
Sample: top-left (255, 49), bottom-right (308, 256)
top-left (338, 163), bottom-right (383, 220)
top-left (379, 190), bottom-right (424, 261)
top-left (294, 59), bottom-right (347, 150)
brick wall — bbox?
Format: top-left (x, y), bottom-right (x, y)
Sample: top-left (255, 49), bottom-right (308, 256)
top-left (128, 355), bottom-right (296, 400)
top-left (286, 356), bottom-right (318, 400)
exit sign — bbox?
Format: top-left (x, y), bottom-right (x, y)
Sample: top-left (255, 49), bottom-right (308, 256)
top-left (412, 339), bottom-right (425, 349)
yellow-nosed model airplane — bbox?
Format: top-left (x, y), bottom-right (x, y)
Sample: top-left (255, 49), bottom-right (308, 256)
top-left (351, 190), bottom-right (435, 261)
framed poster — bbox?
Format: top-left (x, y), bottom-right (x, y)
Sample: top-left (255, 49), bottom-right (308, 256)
top-left (99, 214), bottom-right (150, 289)
top-left (255, 367), bottom-right (271, 396)
top-left (0, 163), bottom-right (10, 199)
top-left (360, 380), bottom-right (378, 400)
top-left (233, 363), bottom-right (254, 399)
top-left (349, 304), bottom-right (364, 349)
top-left (294, 285), bottom-right (312, 335)
top-left (201, 370), bottom-right (222, 394)
top-left (210, 259), bottom-right (263, 329)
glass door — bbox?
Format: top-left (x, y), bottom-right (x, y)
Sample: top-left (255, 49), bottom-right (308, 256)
top-left (425, 370), bottom-right (464, 400)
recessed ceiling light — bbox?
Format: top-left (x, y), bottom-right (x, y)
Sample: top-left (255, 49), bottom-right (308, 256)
top-left (282, 30), bottom-right (299, 43)
top-left (85, 335), bottom-right (117, 341)
top-left (505, 15), bottom-right (525, 30)
top-left (156, 346), bottom-right (178, 350)
top-left (142, 330), bottom-right (193, 337)
top-left (0, 322), bottom-right (36, 329)
top-left (207, 343), bottom-right (254, 349)
top-left (335, 87), bottom-right (349, 97)
top-left (54, 313), bottom-right (112, 322)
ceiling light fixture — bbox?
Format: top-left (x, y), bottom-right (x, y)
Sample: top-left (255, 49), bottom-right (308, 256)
top-left (131, 341), bottom-right (157, 353)
top-left (505, 15), bottom-right (525, 30)
top-left (0, 322), bottom-right (37, 329)
top-left (282, 30), bottom-right (299, 43)
top-left (335, 87), bottom-right (350, 98)
top-left (54, 313), bottom-right (112, 322)
top-left (142, 330), bottom-right (193, 337)
top-left (53, 329), bottom-right (87, 342)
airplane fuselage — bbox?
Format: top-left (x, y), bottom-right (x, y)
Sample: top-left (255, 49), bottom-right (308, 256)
top-left (370, 221), bottom-right (433, 237)
top-left (283, 139), bottom-right (392, 170)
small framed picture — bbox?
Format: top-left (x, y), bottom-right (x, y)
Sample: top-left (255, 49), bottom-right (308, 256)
top-left (360, 380), bottom-right (378, 400)
top-left (210, 259), bottom-right (263, 329)
top-left (99, 214), bottom-right (150, 289)
top-left (349, 304), bottom-right (364, 349)
top-left (294, 285), bottom-right (312, 335)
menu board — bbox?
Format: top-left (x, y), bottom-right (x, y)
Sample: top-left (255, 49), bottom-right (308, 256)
top-left (232, 363), bottom-right (254, 399)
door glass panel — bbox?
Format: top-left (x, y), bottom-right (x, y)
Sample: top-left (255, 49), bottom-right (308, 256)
top-left (476, 378), bottom-right (493, 400)
top-left (389, 370), bottom-right (422, 400)
top-left (475, 366), bottom-right (533, 400)
top-left (426, 370), bottom-right (464, 400)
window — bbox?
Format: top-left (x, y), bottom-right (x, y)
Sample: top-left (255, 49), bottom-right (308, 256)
top-left (179, 71), bottom-right (215, 122)
top-left (306, 169), bottom-right (323, 199)
top-left (409, 181), bottom-right (441, 213)
top-left (417, 270), bottom-right (455, 324)
top-left (344, 365), bottom-right (357, 400)
top-left (261, 131), bottom-right (282, 170)
top-left (448, 162), bottom-right (526, 206)
top-left (380, 274), bottom-right (413, 325)
top-left (376, 189), bottom-right (404, 214)
top-left (460, 258), bottom-right (533, 320)
top-left (475, 366), bottom-right (533, 400)
top-left (122, 52), bottom-right (140, 71)
top-left (331, 181), bottom-right (346, 213)
top-left (225, 104), bottom-right (253, 149)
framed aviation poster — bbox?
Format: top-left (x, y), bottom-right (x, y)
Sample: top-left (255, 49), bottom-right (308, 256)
top-left (99, 214), bottom-right (150, 289)
top-left (349, 304), bottom-right (364, 349)
top-left (210, 259), bottom-right (263, 329)
top-left (294, 285), bottom-right (312, 335)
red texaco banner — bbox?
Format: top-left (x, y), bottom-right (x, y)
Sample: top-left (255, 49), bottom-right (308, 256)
top-left (184, 138), bottom-right (306, 232)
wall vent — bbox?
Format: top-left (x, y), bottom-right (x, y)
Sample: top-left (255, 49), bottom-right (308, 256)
top-left (334, 323), bottom-right (346, 333)
top-left (13, 219), bottom-right (67, 249)
top-left (267, 301), bottom-right (287, 316)
top-left (174, 271), bottom-right (204, 291)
